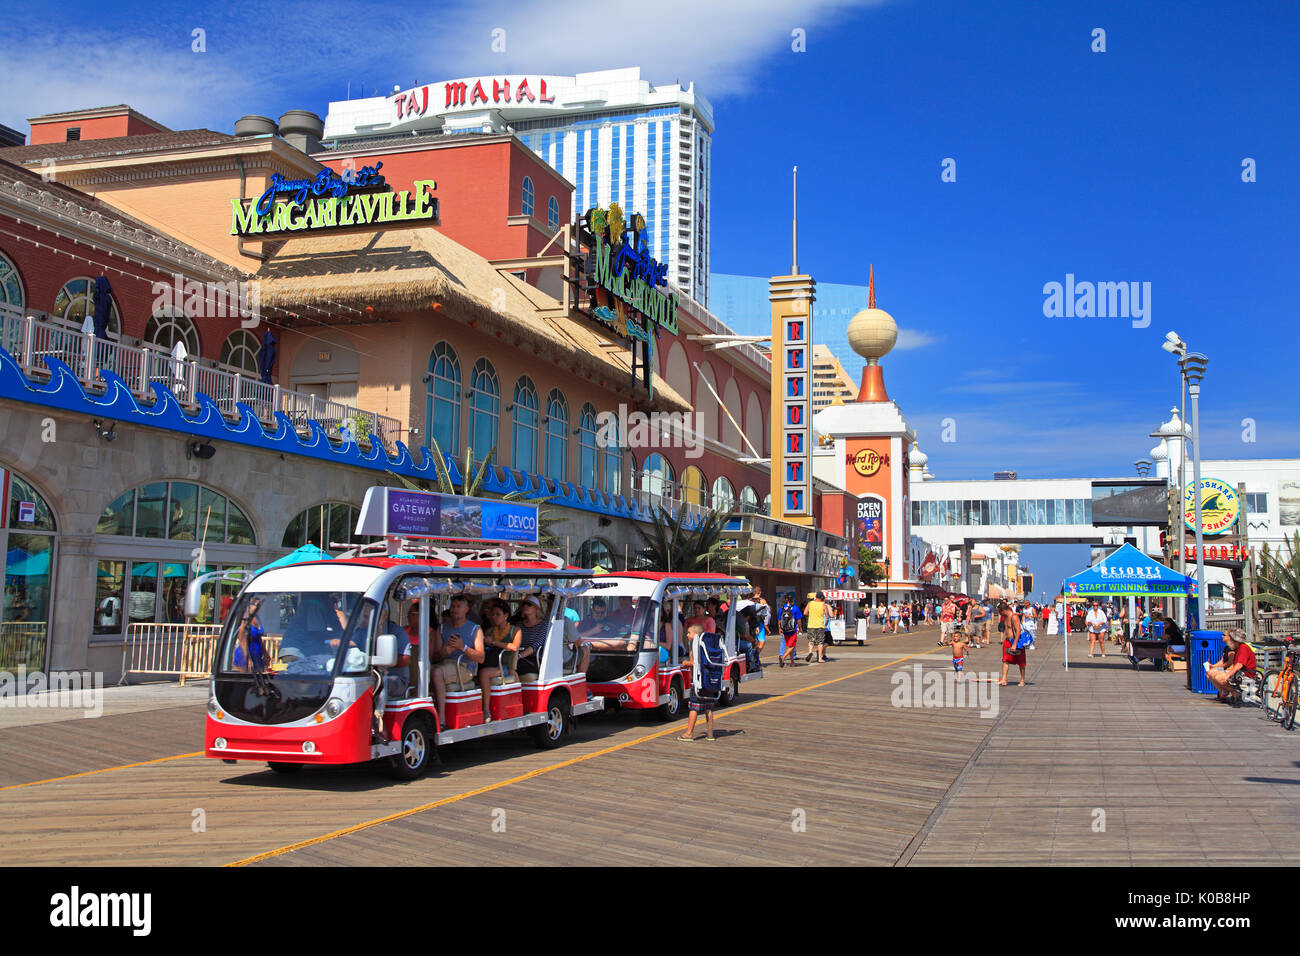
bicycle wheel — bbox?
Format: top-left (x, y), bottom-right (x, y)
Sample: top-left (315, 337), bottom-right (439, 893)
top-left (1262, 670), bottom-right (1282, 718)
top-left (1284, 671), bottom-right (1298, 731)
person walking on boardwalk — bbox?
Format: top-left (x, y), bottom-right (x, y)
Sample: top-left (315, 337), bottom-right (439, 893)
top-left (777, 594), bottom-right (802, 667)
top-left (999, 602), bottom-right (1027, 687)
top-left (804, 591), bottom-right (829, 664)
top-left (1085, 599), bottom-right (1109, 658)
top-left (678, 623), bottom-right (726, 741)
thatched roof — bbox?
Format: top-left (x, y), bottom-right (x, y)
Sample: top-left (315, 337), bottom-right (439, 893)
top-left (254, 226), bottom-right (689, 412)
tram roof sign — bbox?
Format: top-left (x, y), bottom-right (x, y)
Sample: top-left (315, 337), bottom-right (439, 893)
top-left (356, 487), bottom-right (538, 545)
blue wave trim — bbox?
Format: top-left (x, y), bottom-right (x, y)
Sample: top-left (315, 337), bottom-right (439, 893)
top-left (0, 345), bottom-right (663, 525)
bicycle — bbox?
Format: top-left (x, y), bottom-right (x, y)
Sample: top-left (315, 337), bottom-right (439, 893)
top-left (1260, 637), bottom-right (1299, 731)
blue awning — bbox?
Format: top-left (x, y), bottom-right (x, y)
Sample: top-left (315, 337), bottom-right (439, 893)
top-left (1063, 543), bottom-right (1196, 597)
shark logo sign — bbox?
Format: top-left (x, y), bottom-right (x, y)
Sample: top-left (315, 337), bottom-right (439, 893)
top-left (1183, 478), bottom-right (1239, 536)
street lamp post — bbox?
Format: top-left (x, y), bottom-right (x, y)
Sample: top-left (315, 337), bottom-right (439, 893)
top-left (882, 556), bottom-right (891, 624)
top-left (1162, 332), bottom-right (1191, 629)
top-left (1182, 353), bottom-right (1209, 629)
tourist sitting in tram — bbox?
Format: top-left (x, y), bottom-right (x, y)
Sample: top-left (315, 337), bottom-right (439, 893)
top-left (438, 595), bottom-right (485, 723)
top-left (478, 598), bottom-right (521, 721)
top-left (736, 605), bottom-right (761, 670)
top-left (404, 601), bottom-right (439, 692)
top-left (514, 596), bottom-right (549, 677)
top-left (658, 606), bottom-right (687, 664)
top-left (684, 600), bottom-right (717, 634)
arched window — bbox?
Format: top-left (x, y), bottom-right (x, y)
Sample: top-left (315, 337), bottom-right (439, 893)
top-left (641, 453), bottom-right (674, 507)
top-left (739, 485), bottom-right (759, 513)
top-left (52, 277), bottom-right (119, 334)
top-left (544, 389), bottom-right (567, 482)
top-left (547, 195), bottom-right (560, 230)
top-left (761, 493), bottom-right (772, 516)
top-left (681, 466), bottom-right (707, 506)
top-left (146, 310), bottom-right (199, 356)
top-left (220, 329), bottom-right (260, 375)
top-left (426, 342), bottom-right (461, 457)
top-left (2, 469), bottom-right (57, 668)
top-left (0, 250), bottom-right (25, 317)
top-left (576, 537), bottom-right (615, 571)
top-left (97, 482), bottom-right (255, 544)
top-left (281, 502), bottom-right (374, 550)
top-left (522, 176), bottom-right (535, 217)
top-left (577, 403), bottom-right (598, 489)
top-left (511, 376), bottom-right (539, 473)
top-left (468, 358), bottom-right (500, 464)
top-left (712, 476), bottom-right (735, 512)
top-left (602, 416), bottom-right (622, 497)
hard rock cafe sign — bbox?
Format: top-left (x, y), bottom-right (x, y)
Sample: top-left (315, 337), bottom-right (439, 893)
top-left (847, 448), bottom-right (888, 478)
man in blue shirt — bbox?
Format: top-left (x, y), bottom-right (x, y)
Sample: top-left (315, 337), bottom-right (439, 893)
top-left (777, 595), bottom-right (802, 668)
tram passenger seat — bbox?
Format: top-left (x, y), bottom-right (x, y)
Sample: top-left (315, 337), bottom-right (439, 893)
top-left (438, 659), bottom-right (476, 691)
top-left (487, 650), bottom-right (520, 687)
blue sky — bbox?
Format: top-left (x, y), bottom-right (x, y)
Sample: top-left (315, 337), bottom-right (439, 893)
top-left (3, 0), bottom-right (1295, 591)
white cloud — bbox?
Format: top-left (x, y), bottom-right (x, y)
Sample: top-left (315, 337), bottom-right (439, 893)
top-left (894, 329), bottom-right (940, 350)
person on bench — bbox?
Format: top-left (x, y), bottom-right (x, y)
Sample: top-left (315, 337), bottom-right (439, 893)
top-left (1206, 628), bottom-right (1256, 704)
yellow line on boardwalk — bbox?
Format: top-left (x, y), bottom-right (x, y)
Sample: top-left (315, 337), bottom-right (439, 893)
top-left (227, 649), bottom-right (934, 867)
top-left (0, 751), bottom-right (203, 792)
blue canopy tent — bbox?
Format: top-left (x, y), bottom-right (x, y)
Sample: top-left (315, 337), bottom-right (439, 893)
top-left (1061, 543), bottom-right (1196, 670)
top-left (255, 544), bottom-right (331, 574)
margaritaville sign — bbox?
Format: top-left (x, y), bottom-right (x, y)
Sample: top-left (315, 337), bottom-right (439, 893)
top-left (582, 205), bottom-right (678, 336)
top-left (230, 163), bottom-right (439, 237)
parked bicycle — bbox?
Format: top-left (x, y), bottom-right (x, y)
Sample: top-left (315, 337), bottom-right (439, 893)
top-left (1260, 637), bottom-right (1299, 731)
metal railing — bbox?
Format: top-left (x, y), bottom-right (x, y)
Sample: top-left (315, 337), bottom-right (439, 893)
top-left (1, 310), bottom-right (403, 450)
top-left (0, 622), bottom-right (47, 671)
top-left (120, 623), bottom-right (224, 684)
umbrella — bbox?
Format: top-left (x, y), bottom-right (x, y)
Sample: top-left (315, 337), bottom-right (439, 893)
top-left (256, 544), bottom-right (331, 574)
top-left (258, 330), bottom-right (277, 384)
top-left (4, 550), bottom-right (50, 577)
top-left (91, 276), bottom-right (113, 338)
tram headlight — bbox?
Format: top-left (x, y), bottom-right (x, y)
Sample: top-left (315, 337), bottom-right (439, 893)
top-left (325, 698), bottom-right (344, 719)
top-left (302, 741), bottom-right (316, 754)
top-left (207, 698), bottom-right (221, 718)
top-left (630, 665), bottom-right (646, 680)
top-left (214, 737), bottom-right (227, 750)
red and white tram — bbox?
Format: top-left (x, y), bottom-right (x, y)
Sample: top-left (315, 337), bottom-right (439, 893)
top-left (578, 572), bottom-right (763, 720)
top-left (194, 488), bottom-right (606, 779)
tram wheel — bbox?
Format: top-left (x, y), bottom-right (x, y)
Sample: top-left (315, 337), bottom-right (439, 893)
top-left (657, 678), bottom-right (684, 721)
top-left (390, 714), bottom-right (434, 780)
top-left (533, 693), bottom-right (571, 749)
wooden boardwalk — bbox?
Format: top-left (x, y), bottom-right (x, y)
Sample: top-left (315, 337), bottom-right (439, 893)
top-left (0, 622), bottom-right (1296, 866)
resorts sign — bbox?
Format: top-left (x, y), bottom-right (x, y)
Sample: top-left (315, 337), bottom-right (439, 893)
top-left (230, 164), bottom-right (439, 238)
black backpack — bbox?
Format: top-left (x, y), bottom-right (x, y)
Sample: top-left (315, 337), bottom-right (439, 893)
top-left (779, 607), bottom-right (797, 632)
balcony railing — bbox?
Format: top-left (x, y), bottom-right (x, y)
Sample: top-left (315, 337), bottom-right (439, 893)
top-left (1, 308), bottom-right (402, 450)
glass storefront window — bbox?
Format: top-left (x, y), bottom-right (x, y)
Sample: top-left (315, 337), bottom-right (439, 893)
top-left (135, 483), bottom-right (167, 538)
top-left (93, 560), bottom-right (126, 635)
top-left (2, 533), bottom-right (52, 668)
top-left (128, 563), bottom-right (158, 623)
top-left (168, 483), bottom-right (198, 540)
top-left (227, 502), bottom-right (254, 545)
top-left (161, 564), bottom-right (188, 624)
top-left (199, 487), bottom-right (227, 540)
top-left (98, 489), bottom-right (135, 535)
top-left (8, 475), bottom-right (56, 531)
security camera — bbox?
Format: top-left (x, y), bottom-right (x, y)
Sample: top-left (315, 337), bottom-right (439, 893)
top-left (187, 440), bottom-right (216, 460)
top-left (92, 419), bottom-right (117, 442)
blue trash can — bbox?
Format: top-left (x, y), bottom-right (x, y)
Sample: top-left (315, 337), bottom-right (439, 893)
top-left (1189, 631), bottom-right (1224, 694)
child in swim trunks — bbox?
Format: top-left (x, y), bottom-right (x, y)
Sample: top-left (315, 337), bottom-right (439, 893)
top-left (951, 633), bottom-right (968, 679)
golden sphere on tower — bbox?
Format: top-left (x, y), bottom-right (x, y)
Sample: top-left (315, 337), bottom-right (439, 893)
top-left (847, 307), bottom-right (898, 361)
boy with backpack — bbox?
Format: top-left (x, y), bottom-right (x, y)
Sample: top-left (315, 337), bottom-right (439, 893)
top-left (777, 595), bottom-right (802, 667)
top-left (678, 623), bottom-right (726, 741)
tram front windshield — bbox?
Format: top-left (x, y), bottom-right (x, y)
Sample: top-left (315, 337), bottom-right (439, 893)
top-left (218, 590), bottom-right (372, 677)
top-left (569, 594), bottom-right (656, 652)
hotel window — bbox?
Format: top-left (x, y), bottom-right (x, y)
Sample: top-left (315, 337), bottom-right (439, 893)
top-left (220, 329), bottom-right (260, 375)
top-left (681, 466), bottom-right (707, 506)
top-left (145, 310), bottom-right (200, 357)
top-left (602, 416), bottom-right (622, 497)
top-left (576, 537), bottom-right (615, 571)
top-left (575, 134), bottom-right (585, 216)
top-left (282, 502), bottom-right (376, 550)
top-left (624, 123), bottom-right (634, 205)
top-left (547, 195), bottom-right (559, 230)
top-left (66, 127), bottom-right (80, 141)
top-left (544, 389), bottom-right (568, 483)
top-left (97, 483), bottom-right (255, 545)
top-left (426, 341), bottom-right (461, 457)
top-left (587, 129), bottom-right (598, 211)
top-left (1245, 492), bottom-right (1267, 515)
top-left (739, 486), bottom-right (758, 514)
top-left (0, 250), bottom-right (25, 318)
top-left (522, 176), bottom-right (535, 217)
top-left (577, 403), bottom-right (598, 489)
top-left (611, 126), bottom-right (620, 206)
top-left (712, 477), bottom-right (736, 512)
top-left (641, 454), bottom-right (674, 508)
top-left (469, 358), bottom-right (500, 464)
top-left (53, 277), bottom-right (120, 334)
top-left (511, 376), bottom-right (539, 474)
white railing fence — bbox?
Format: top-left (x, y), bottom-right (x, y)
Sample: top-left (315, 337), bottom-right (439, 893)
top-left (1, 310), bottom-right (401, 450)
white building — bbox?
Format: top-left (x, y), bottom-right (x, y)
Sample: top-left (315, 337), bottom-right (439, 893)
top-left (322, 68), bottom-right (714, 306)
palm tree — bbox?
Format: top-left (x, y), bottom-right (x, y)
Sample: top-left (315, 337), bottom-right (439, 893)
top-left (385, 438), bottom-right (562, 549)
top-left (635, 504), bottom-right (737, 572)
top-left (1249, 531), bottom-right (1300, 610)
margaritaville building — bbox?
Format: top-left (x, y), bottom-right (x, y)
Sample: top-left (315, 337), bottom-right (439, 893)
top-left (0, 105), bottom-right (846, 682)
